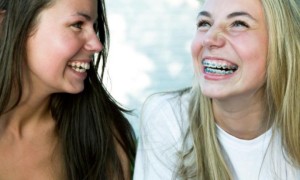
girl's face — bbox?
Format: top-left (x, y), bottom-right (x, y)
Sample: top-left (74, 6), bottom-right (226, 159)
top-left (191, 0), bottom-right (268, 100)
top-left (26, 0), bottom-right (102, 95)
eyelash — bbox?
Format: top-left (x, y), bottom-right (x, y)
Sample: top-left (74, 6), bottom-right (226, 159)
top-left (197, 20), bottom-right (211, 28)
top-left (72, 21), bottom-right (84, 29)
top-left (231, 20), bottom-right (249, 28)
top-left (72, 21), bottom-right (99, 33)
top-left (196, 20), bottom-right (250, 30)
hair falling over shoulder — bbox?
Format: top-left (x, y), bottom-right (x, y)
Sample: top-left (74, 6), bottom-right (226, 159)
top-left (178, 84), bottom-right (232, 180)
top-left (49, 0), bottom-right (137, 178)
top-left (178, 0), bottom-right (300, 179)
top-left (0, 0), bottom-right (136, 179)
top-left (50, 68), bottom-right (136, 179)
top-left (263, 0), bottom-right (300, 167)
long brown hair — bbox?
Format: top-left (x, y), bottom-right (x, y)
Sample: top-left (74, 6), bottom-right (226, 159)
top-left (0, 0), bottom-right (136, 179)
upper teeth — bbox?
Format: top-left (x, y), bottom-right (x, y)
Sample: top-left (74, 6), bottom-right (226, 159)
top-left (202, 60), bottom-right (238, 70)
top-left (68, 62), bottom-right (90, 70)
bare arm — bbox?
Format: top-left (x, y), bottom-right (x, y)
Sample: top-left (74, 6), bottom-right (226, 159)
top-left (114, 137), bottom-right (131, 180)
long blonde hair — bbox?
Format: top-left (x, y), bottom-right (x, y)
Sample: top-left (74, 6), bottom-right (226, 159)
top-left (264, 0), bottom-right (300, 166)
top-left (178, 0), bottom-right (300, 179)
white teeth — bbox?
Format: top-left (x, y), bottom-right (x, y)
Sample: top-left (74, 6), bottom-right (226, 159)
top-left (68, 62), bottom-right (91, 72)
top-left (205, 67), bottom-right (234, 75)
top-left (202, 59), bottom-right (238, 75)
top-left (202, 60), bottom-right (238, 70)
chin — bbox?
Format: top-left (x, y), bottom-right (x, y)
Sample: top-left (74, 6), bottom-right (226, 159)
top-left (200, 88), bottom-right (230, 100)
top-left (64, 86), bottom-right (85, 94)
top-left (202, 93), bottom-right (225, 100)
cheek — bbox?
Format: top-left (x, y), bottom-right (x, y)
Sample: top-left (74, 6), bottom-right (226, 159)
top-left (233, 39), bottom-right (267, 83)
top-left (231, 34), bottom-right (268, 68)
top-left (26, 37), bottom-right (70, 77)
top-left (191, 35), bottom-right (204, 71)
top-left (191, 37), bottom-right (202, 59)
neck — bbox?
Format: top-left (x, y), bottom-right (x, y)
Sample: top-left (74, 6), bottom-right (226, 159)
top-left (0, 91), bottom-right (52, 139)
top-left (213, 92), bottom-right (270, 140)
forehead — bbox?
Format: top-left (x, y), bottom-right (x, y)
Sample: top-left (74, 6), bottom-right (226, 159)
top-left (49, 0), bottom-right (98, 18)
top-left (200, 0), bottom-right (264, 19)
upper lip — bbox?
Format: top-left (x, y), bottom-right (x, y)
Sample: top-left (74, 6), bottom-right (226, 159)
top-left (69, 58), bottom-right (92, 63)
top-left (202, 56), bottom-right (237, 64)
top-left (202, 56), bottom-right (227, 61)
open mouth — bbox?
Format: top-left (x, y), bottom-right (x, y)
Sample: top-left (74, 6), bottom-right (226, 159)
top-left (68, 62), bottom-right (90, 73)
top-left (202, 59), bottom-right (238, 75)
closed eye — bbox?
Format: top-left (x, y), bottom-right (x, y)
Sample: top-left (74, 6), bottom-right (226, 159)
top-left (72, 21), bottom-right (84, 29)
top-left (231, 20), bottom-right (249, 28)
top-left (197, 20), bottom-right (211, 30)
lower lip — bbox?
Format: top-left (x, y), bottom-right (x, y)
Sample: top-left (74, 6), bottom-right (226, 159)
top-left (69, 67), bottom-right (88, 79)
top-left (202, 68), bottom-right (236, 80)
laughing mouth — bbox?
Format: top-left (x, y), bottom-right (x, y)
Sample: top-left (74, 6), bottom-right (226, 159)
top-left (202, 59), bottom-right (238, 75)
top-left (68, 62), bottom-right (90, 73)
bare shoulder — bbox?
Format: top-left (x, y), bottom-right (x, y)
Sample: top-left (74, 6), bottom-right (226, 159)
top-left (115, 138), bottom-right (131, 180)
top-left (113, 131), bottom-right (131, 180)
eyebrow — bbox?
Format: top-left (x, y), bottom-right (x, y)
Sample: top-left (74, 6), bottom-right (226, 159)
top-left (77, 12), bottom-right (92, 20)
top-left (227, 11), bottom-right (257, 21)
top-left (198, 11), bottom-right (211, 18)
top-left (73, 12), bottom-right (97, 22)
top-left (197, 11), bottom-right (257, 21)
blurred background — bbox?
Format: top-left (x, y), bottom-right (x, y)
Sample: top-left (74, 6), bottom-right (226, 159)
top-left (104, 0), bottom-right (201, 137)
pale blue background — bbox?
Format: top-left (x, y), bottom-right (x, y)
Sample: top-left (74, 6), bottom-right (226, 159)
top-left (104, 0), bottom-right (201, 137)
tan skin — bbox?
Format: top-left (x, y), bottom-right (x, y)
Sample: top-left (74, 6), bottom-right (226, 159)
top-left (0, 1), bottom-right (130, 179)
top-left (0, 96), bottom-right (66, 179)
top-left (0, 99), bottom-right (130, 180)
top-left (113, 135), bottom-right (131, 180)
top-left (0, 48), bottom-right (64, 179)
top-left (0, 113), bottom-right (130, 179)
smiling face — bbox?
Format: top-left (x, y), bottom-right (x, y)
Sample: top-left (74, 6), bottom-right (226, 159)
top-left (192, 0), bottom-right (268, 100)
top-left (26, 0), bottom-right (102, 95)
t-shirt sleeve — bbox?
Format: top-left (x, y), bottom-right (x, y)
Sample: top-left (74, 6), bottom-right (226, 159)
top-left (133, 94), bottom-right (186, 180)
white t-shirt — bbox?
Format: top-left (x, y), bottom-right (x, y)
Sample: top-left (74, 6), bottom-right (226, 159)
top-left (133, 92), bottom-right (300, 180)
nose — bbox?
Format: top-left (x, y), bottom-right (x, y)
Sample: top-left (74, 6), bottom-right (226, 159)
top-left (202, 27), bottom-right (225, 49)
top-left (84, 31), bottom-right (103, 53)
